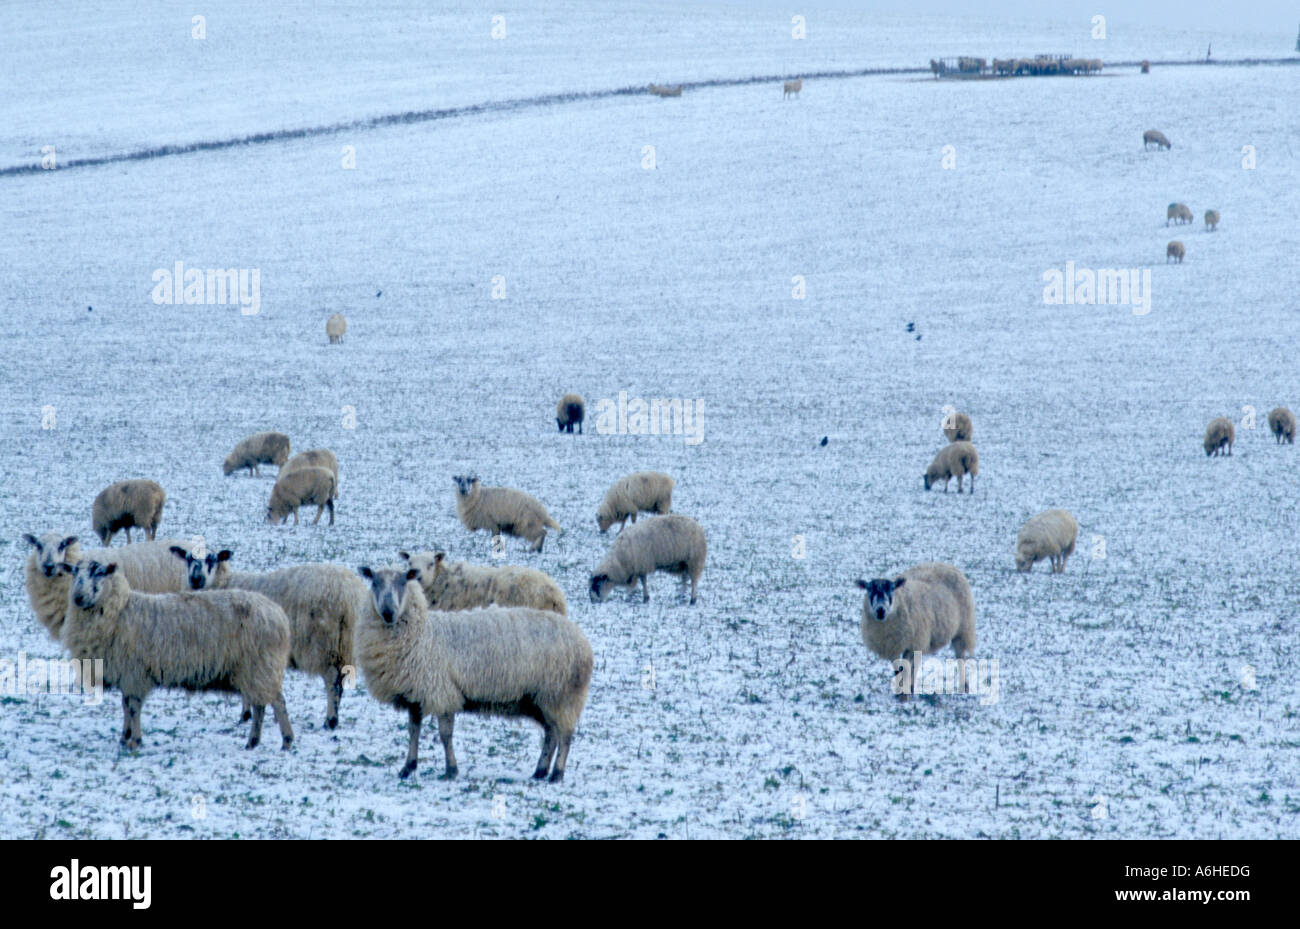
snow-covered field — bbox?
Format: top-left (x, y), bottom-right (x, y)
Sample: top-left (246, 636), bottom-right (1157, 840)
top-left (2, 2), bottom-right (1298, 839)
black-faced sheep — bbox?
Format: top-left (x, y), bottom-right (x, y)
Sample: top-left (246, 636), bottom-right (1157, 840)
top-left (1167, 203), bottom-right (1193, 226)
top-left (1268, 407), bottom-right (1295, 444)
top-left (942, 411), bottom-right (973, 443)
top-left (1204, 417), bottom-right (1235, 456)
top-left (399, 551), bottom-right (568, 616)
top-left (326, 313), bottom-right (347, 344)
top-left (268, 466), bottom-right (336, 525)
top-left (1143, 129), bottom-right (1171, 150)
top-left (924, 441), bottom-right (979, 493)
top-left (1204, 209), bottom-right (1220, 231)
top-left (596, 471), bottom-right (675, 533)
top-left (353, 566), bottom-right (593, 781)
top-left (453, 476), bottom-right (561, 552)
top-left (589, 513), bottom-right (707, 605)
top-left (1015, 509), bottom-right (1079, 573)
top-left (222, 432), bottom-right (291, 477)
top-left (556, 393), bottom-right (584, 433)
top-left (92, 479), bottom-right (165, 545)
top-left (1166, 240), bottom-right (1185, 264)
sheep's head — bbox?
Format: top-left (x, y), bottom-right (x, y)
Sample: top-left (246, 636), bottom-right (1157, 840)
top-left (358, 566), bottom-right (420, 624)
top-left (589, 573), bottom-right (613, 603)
top-left (171, 546), bottom-right (231, 589)
top-left (222, 453), bottom-right (239, 476)
top-left (1014, 551), bottom-right (1032, 572)
top-left (452, 475), bottom-right (480, 499)
top-left (856, 577), bottom-right (905, 622)
top-left (24, 533), bottom-right (79, 578)
top-left (63, 559), bottom-right (117, 609)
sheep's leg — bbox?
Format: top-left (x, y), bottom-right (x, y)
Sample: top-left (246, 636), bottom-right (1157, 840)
top-left (398, 704), bottom-right (423, 778)
top-left (436, 712), bottom-right (459, 779)
top-left (327, 499), bottom-right (334, 526)
top-left (292, 507), bottom-right (299, 526)
top-left (969, 474), bottom-right (975, 494)
top-left (630, 512), bottom-right (637, 524)
top-left (550, 730), bottom-right (573, 783)
top-left (246, 705), bottom-right (265, 749)
top-left (893, 657), bottom-right (912, 701)
top-left (532, 530), bottom-right (545, 553)
top-left (689, 572), bottom-right (699, 605)
top-left (120, 694), bottom-right (133, 745)
top-left (271, 694), bottom-right (294, 749)
top-left (324, 667), bottom-right (341, 730)
top-left (238, 697), bottom-right (252, 723)
top-left (951, 643), bottom-right (971, 693)
top-left (127, 695), bottom-right (145, 749)
top-left (533, 724), bottom-right (558, 779)
top-left (641, 575), bottom-right (651, 603)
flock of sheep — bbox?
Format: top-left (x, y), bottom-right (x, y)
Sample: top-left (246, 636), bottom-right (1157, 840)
top-left (1141, 128), bottom-right (1222, 264)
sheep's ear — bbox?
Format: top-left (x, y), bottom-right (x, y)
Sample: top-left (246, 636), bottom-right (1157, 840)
top-left (358, 566), bottom-right (374, 580)
top-left (892, 577), bottom-right (906, 589)
top-left (169, 545), bottom-right (188, 560)
top-left (102, 562), bottom-right (118, 576)
top-left (855, 579), bottom-right (868, 590)
top-left (22, 533), bottom-right (40, 548)
top-left (55, 562), bottom-right (73, 575)
top-left (405, 568), bottom-right (419, 583)
top-left (216, 550), bottom-right (232, 562)
top-left (434, 552), bottom-right (445, 564)
top-left (62, 536), bottom-right (79, 550)
top-left (398, 551), bottom-right (410, 561)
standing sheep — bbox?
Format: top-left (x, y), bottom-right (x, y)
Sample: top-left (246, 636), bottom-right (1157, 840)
top-left (942, 411), bottom-right (973, 443)
top-left (92, 479), bottom-right (165, 545)
top-left (326, 313), bottom-right (347, 344)
top-left (1143, 129), bottom-right (1171, 150)
top-left (589, 513), bottom-right (707, 605)
top-left (855, 562), bottom-right (976, 699)
top-left (1204, 209), bottom-right (1220, 231)
top-left (281, 449), bottom-right (339, 496)
top-left (453, 476), bottom-right (561, 553)
top-left (353, 566), bottom-right (593, 781)
top-left (171, 547), bottom-right (366, 729)
top-left (1204, 417), bottom-right (1235, 456)
top-left (556, 394), bottom-right (585, 434)
top-left (59, 559), bottom-right (294, 751)
top-left (924, 441), bottom-right (979, 493)
top-left (783, 78), bottom-right (802, 98)
top-left (1166, 240), bottom-right (1185, 264)
top-left (1166, 203), bottom-right (1193, 226)
top-left (596, 471), bottom-right (675, 533)
top-left (268, 466), bottom-right (337, 525)
top-left (1267, 407), bottom-right (1295, 444)
top-left (222, 431), bottom-right (291, 477)
top-left (399, 550), bottom-right (568, 616)
top-left (1015, 509), bottom-right (1079, 573)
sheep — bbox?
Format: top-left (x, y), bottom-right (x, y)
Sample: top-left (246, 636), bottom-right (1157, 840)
top-left (58, 558), bottom-right (294, 751)
top-left (353, 566), bottom-right (593, 781)
top-left (171, 547), bottom-right (366, 729)
top-left (924, 441), bottom-right (979, 493)
top-left (91, 479), bottom-right (165, 545)
top-left (1166, 202), bottom-right (1193, 226)
top-left (1166, 240), bottom-right (1185, 263)
top-left (1204, 416), bottom-right (1235, 456)
top-left (399, 550), bottom-right (568, 616)
top-left (596, 471), bottom-right (675, 533)
top-left (452, 476), bottom-right (561, 553)
top-left (268, 466), bottom-right (336, 525)
top-left (326, 313), bottom-right (347, 344)
top-left (992, 58), bottom-right (1012, 75)
top-left (1267, 407), bottom-right (1296, 445)
top-left (222, 431), bottom-right (291, 477)
top-left (648, 84), bottom-right (683, 97)
top-left (1140, 60), bottom-right (1150, 73)
top-left (589, 513), bottom-right (706, 605)
top-left (783, 78), bottom-right (802, 98)
top-left (1143, 129), bottom-right (1171, 150)
top-left (1204, 209), bottom-right (1220, 231)
top-left (281, 449), bottom-right (339, 496)
top-left (1015, 509), bottom-right (1079, 573)
top-left (556, 393), bottom-right (585, 434)
top-left (942, 411), bottom-right (973, 443)
top-left (855, 562), bottom-right (976, 699)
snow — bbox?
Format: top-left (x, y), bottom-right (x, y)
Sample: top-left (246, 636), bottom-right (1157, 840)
top-left (1, 1), bottom-right (1298, 839)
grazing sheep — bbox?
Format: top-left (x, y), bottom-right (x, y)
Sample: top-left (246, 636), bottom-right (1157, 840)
top-left (353, 566), bottom-right (593, 781)
top-left (589, 513), bottom-right (706, 605)
top-left (1166, 240), bottom-right (1185, 263)
top-left (556, 393), bottom-right (585, 434)
top-left (942, 411), bottom-right (973, 443)
top-left (59, 559), bottom-right (294, 751)
top-left (855, 562), bottom-right (976, 699)
top-left (992, 58), bottom-right (1012, 75)
top-left (783, 78), bottom-right (802, 98)
top-left (1166, 202), bottom-right (1193, 226)
top-left (452, 476), bottom-right (561, 553)
top-left (924, 441), bottom-right (979, 493)
top-left (172, 547), bottom-right (366, 729)
top-left (222, 431), bottom-right (291, 477)
top-left (268, 466), bottom-right (337, 525)
top-left (1267, 407), bottom-right (1296, 444)
top-left (400, 550), bottom-right (568, 616)
top-left (648, 83), bottom-right (683, 97)
top-left (326, 313), bottom-right (347, 344)
top-left (597, 471), bottom-right (675, 533)
top-left (281, 449), bottom-right (339, 496)
top-left (1204, 417), bottom-right (1235, 456)
top-left (1015, 509), bottom-right (1079, 573)
top-left (1143, 129), bottom-right (1171, 150)
top-left (1204, 209), bottom-right (1220, 231)
top-left (91, 479), bottom-right (165, 545)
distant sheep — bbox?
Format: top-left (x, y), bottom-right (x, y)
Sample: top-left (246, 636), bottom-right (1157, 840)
top-left (924, 441), bottom-right (979, 493)
top-left (1204, 209), bottom-right (1220, 231)
top-left (453, 476), bottom-right (561, 552)
top-left (1267, 407), bottom-right (1295, 444)
top-left (400, 550), bottom-right (567, 616)
top-left (1143, 129), bottom-right (1171, 150)
top-left (1166, 240), bottom-right (1185, 263)
top-left (648, 84), bottom-right (683, 97)
top-left (353, 566), bottom-right (593, 780)
top-left (1166, 203), bottom-right (1193, 226)
top-left (1204, 417), bottom-right (1235, 456)
top-left (1015, 509), bottom-right (1079, 573)
top-left (597, 471), bottom-right (675, 533)
top-left (1140, 60), bottom-right (1150, 74)
top-left (223, 431), bottom-right (291, 477)
top-left (92, 479), bottom-right (165, 545)
top-left (59, 559), bottom-right (293, 751)
top-left (589, 513), bottom-right (707, 605)
top-left (281, 449), bottom-right (339, 496)
top-left (556, 393), bottom-right (585, 434)
top-left (783, 78), bottom-right (802, 98)
top-left (326, 313), bottom-right (347, 344)
top-left (855, 562), bottom-right (976, 699)
top-left (268, 466), bottom-right (336, 525)
top-left (942, 411), bottom-right (973, 443)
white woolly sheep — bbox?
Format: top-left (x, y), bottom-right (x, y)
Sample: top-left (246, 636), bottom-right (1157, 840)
top-left (556, 393), bottom-right (585, 434)
top-left (281, 449), bottom-right (339, 496)
top-left (453, 475), bottom-right (561, 552)
top-left (1166, 202), bottom-right (1193, 226)
top-left (92, 479), bottom-right (165, 545)
top-left (353, 565), bottom-right (593, 781)
top-left (268, 466), bottom-right (337, 525)
top-left (783, 78), bottom-right (802, 98)
top-left (1166, 240), bottom-right (1185, 264)
top-left (59, 559), bottom-right (294, 751)
top-left (855, 562), bottom-right (976, 699)
top-left (1204, 417), bottom-right (1235, 456)
top-left (942, 411), bottom-right (973, 443)
top-left (1015, 509), bottom-right (1079, 573)
top-left (399, 550), bottom-right (568, 616)
top-left (648, 84), bottom-right (683, 97)
top-left (589, 513), bottom-right (707, 605)
top-left (326, 313), bottom-right (347, 344)
top-left (924, 441), bottom-right (979, 493)
top-left (222, 431), bottom-right (291, 477)
top-left (1143, 129), bottom-right (1171, 150)
top-left (1267, 407), bottom-right (1295, 445)
top-left (171, 547), bottom-right (366, 729)
top-left (1204, 209), bottom-right (1220, 231)
top-left (597, 471), bottom-right (675, 533)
